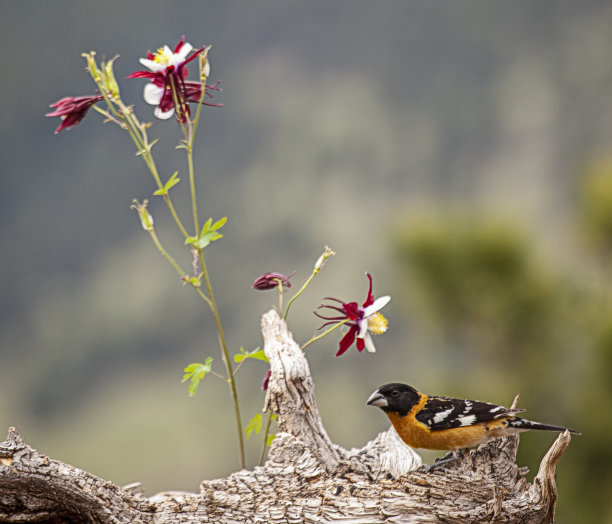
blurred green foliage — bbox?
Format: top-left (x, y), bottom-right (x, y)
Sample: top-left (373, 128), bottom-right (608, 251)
top-left (394, 218), bottom-right (558, 366)
top-left (392, 161), bottom-right (612, 522)
top-left (581, 158), bottom-right (612, 260)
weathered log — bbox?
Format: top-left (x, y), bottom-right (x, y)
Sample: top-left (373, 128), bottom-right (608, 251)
top-left (0, 310), bottom-right (573, 523)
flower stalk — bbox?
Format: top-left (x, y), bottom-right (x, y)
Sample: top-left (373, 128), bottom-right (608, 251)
top-left (258, 410), bottom-right (274, 467)
top-left (283, 246), bottom-right (335, 320)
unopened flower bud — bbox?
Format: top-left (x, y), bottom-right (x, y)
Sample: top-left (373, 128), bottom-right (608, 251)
top-left (252, 271), bottom-right (295, 291)
top-left (82, 52), bottom-right (101, 82)
top-left (103, 56), bottom-right (120, 100)
top-left (314, 245), bottom-right (335, 272)
top-left (199, 47), bottom-right (211, 81)
top-left (131, 199), bottom-right (154, 231)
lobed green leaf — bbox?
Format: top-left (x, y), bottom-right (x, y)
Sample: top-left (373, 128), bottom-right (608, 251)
top-left (245, 413), bottom-right (263, 438)
top-left (193, 216), bottom-right (227, 249)
top-left (154, 171), bottom-right (180, 196)
top-left (233, 346), bottom-right (268, 363)
top-left (182, 357), bottom-right (213, 397)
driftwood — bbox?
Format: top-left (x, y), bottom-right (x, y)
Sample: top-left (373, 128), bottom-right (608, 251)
top-left (0, 309), bottom-right (573, 523)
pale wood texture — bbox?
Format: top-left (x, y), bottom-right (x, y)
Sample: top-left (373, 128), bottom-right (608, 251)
top-left (0, 310), bottom-right (573, 523)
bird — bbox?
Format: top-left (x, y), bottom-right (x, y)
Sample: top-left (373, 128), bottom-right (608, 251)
top-left (367, 383), bottom-right (580, 455)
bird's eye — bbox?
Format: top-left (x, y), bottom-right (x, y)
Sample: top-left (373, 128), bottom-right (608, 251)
top-left (391, 389), bottom-right (399, 397)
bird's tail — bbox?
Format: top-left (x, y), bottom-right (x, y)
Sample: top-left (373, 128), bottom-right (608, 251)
top-left (509, 417), bottom-right (581, 435)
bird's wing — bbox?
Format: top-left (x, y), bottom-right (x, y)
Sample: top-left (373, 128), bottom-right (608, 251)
top-left (416, 395), bottom-right (526, 431)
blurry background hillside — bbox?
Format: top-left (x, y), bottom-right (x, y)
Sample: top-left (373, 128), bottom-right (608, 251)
top-left (2, 1), bottom-right (612, 522)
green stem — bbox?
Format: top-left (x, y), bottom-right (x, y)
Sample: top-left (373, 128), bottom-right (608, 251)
top-left (284, 270), bottom-right (318, 320)
top-left (199, 250), bottom-right (245, 469)
top-left (258, 411), bottom-right (274, 466)
top-left (162, 194), bottom-right (190, 239)
top-left (194, 286), bottom-right (213, 309)
top-left (100, 95), bottom-right (191, 241)
top-left (147, 229), bottom-right (185, 279)
top-left (187, 147), bottom-right (199, 235)
top-left (94, 64), bottom-right (244, 467)
top-left (278, 284), bottom-right (284, 313)
top-left (301, 319), bottom-right (349, 350)
top-left (189, 48), bottom-right (210, 144)
top-left (148, 225), bottom-right (209, 304)
top-left (174, 71), bottom-right (243, 467)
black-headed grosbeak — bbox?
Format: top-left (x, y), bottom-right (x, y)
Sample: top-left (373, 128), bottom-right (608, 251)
top-left (367, 383), bottom-right (580, 452)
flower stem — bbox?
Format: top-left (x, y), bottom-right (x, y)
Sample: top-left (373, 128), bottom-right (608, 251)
top-left (147, 229), bottom-right (185, 279)
top-left (301, 319), bottom-right (349, 350)
top-left (258, 411), bottom-right (274, 466)
top-left (278, 283), bottom-right (284, 313)
top-left (199, 250), bottom-right (245, 469)
top-left (98, 91), bottom-right (191, 241)
top-left (187, 146), bottom-right (199, 236)
top-left (284, 272), bottom-right (316, 320)
top-left (184, 97), bottom-right (243, 467)
top-left (284, 246), bottom-right (335, 320)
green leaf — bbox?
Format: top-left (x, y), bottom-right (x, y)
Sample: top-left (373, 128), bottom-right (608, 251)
top-left (212, 216), bottom-right (228, 230)
top-left (201, 217), bottom-right (212, 232)
top-left (182, 357), bottom-right (213, 397)
top-left (193, 216), bottom-right (227, 249)
top-left (245, 413), bottom-right (263, 438)
top-left (154, 171), bottom-right (180, 196)
top-left (233, 346), bottom-right (268, 363)
top-left (266, 433), bottom-right (276, 447)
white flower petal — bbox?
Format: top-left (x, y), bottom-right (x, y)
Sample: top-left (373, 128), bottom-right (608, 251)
top-left (139, 58), bottom-right (164, 72)
top-left (363, 295), bottom-right (391, 317)
top-left (168, 43), bottom-right (193, 68)
top-left (177, 43), bottom-right (193, 61)
top-left (358, 319), bottom-right (368, 339)
top-left (143, 84), bottom-right (163, 105)
top-left (363, 333), bottom-right (377, 353)
top-left (154, 106), bottom-right (175, 119)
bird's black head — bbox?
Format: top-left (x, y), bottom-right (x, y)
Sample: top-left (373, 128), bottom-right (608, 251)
top-left (367, 383), bottom-right (421, 417)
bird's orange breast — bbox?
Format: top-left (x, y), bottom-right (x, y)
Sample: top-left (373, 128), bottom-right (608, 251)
top-left (386, 409), bottom-right (512, 451)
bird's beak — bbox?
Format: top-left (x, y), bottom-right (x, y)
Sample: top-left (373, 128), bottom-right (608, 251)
top-left (367, 389), bottom-right (388, 407)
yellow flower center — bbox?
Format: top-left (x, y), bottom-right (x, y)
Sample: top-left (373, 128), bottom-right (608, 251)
top-left (367, 313), bottom-right (388, 335)
top-left (153, 47), bottom-right (173, 65)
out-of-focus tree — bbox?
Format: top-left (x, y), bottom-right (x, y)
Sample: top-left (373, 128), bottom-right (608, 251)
top-left (580, 158), bottom-right (612, 266)
top-left (393, 217), bottom-right (560, 369)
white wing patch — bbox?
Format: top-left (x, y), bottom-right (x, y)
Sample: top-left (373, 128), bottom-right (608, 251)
top-left (489, 406), bottom-right (503, 413)
top-left (462, 401), bottom-right (473, 413)
top-left (432, 407), bottom-right (454, 424)
top-left (458, 414), bottom-right (477, 426)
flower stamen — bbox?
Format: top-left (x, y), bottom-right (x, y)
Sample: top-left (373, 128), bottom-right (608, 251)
top-left (367, 312), bottom-right (388, 335)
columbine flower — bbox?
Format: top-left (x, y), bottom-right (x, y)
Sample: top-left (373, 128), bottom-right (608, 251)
top-left (46, 95), bottom-right (104, 134)
top-left (262, 369), bottom-right (271, 391)
top-left (252, 271), bottom-right (296, 291)
top-left (315, 273), bottom-right (390, 356)
top-left (128, 36), bottom-right (220, 121)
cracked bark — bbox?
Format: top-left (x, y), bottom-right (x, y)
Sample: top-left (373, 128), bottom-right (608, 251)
top-left (0, 309), bottom-right (573, 523)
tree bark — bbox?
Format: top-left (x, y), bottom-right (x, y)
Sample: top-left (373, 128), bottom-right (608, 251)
top-left (0, 310), bottom-right (573, 523)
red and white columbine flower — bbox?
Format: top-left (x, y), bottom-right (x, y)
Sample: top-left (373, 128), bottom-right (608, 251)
top-left (315, 273), bottom-right (390, 356)
top-left (46, 95), bottom-right (104, 134)
top-left (128, 37), bottom-right (219, 121)
top-left (251, 271), bottom-right (296, 291)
